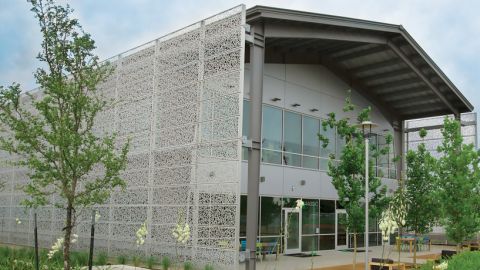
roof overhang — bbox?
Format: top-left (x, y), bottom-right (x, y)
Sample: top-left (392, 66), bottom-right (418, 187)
top-left (246, 6), bottom-right (474, 122)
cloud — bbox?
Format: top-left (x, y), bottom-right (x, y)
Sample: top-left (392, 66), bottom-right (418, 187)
top-left (1, 0), bottom-right (479, 114)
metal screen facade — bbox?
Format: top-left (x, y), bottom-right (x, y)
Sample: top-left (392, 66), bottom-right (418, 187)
top-left (0, 5), bottom-right (245, 268)
top-left (405, 112), bottom-right (477, 158)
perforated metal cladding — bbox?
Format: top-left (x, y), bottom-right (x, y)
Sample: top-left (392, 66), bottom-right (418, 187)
top-left (0, 5), bottom-right (245, 269)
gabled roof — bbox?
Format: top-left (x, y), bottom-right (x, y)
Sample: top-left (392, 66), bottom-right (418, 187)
top-left (246, 6), bottom-right (473, 121)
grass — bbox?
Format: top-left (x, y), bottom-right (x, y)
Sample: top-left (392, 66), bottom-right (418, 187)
top-left (117, 254), bottom-right (128, 264)
top-left (161, 256), bottom-right (171, 270)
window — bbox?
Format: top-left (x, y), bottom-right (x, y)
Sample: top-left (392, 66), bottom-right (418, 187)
top-left (320, 200), bottom-right (335, 234)
top-left (242, 100), bottom-right (250, 160)
top-left (320, 123), bottom-right (335, 158)
top-left (262, 105), bottom-right (282, 164)
top-left (283, 111), bottom-right (302, 167)
top-left (302, 199), bottom-right (319, 235)
top-left (260, 197), bottom-right (282, 236)
top-left (303, 116), bottom-right (320, 169)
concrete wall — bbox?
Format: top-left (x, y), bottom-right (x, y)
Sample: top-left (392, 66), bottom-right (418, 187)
top-left (241, 63), bottom-right (398, 199)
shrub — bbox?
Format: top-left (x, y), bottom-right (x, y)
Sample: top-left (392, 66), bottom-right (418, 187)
top-left (161, 256), bottom-right (171, 270)
top-left (184, 261), bottom-right (194, 270)
top-left (418, 261), bottom-right (436, 270)
top-left (204, 264), bottom-right (214, 270)
top-left (71, 251), bottom-right (89, 266)
top-left (132, 255), bottom-right (141, 267)
top-left (94, 251), bottom-right (108, 266)
top-left (116, 254), bottom-right (127, 264)
top-left (145, 256), bottom-right (157, 269)
top-left (447, 251), bottom-right (480, 270)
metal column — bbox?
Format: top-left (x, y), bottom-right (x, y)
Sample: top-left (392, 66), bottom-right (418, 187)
top-left (245, 24), bottom-right (265, 270)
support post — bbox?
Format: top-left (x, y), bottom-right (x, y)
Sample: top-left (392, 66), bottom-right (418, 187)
top-left (365, 137), bottom-right (369, 270)
top-left (393, 120), bottom-right (404, 179)
top-left (34, 212), bottom-right (39, 270)
top-left (88, 210), bottom-right (96, 270)
top-left (245, 23), bottom-right (265, 270)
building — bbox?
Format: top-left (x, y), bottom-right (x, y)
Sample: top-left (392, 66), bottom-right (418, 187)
top-left (0, 5), bottom-right (475, 269)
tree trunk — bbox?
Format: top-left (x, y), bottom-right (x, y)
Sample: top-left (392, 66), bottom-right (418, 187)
top-left (413, 231), bottom-right (417, 268)
top-left (398, 227), bottom-right (402, 270)
top-left (63, 204), bottom-right (74, 270)
top-left (353, 233), bottom-right (357, 270)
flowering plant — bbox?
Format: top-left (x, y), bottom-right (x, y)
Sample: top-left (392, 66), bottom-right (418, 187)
top-left (47, 234), bottom-right (78, 259)
top-left (136, 221), bottom-right (148, 247)
top-left (379, 207), bottom-right (398, 242)
top-left (15, 218), bottom-right (21, 225)
top-left (295, 199), bottom-right (304, 210)
top-left (172, 221), bottom-right (191, 244)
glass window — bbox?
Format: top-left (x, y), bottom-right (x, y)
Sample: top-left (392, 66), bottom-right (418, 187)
top-left (283, 111), bottom-right (302, 154)
top-left (242, 100), bottom-right (250, 161)
top-left (319, 235), bottom-right (335, 250)
top-left (320, 200), bottom-right (335, 234)
top-left (262, 105), bottom-right (282, 151)
top-left (303, 116), bottom-right (319, 156)
top-left (336, 133), bottom-right (345, 159)
top-left (242, 100), bottom-right (250, 138)
top-left (320, 123), bottom-right (335, 159)
top-left (260, 197), bottom-right (282, 236)
top-left (302, 199), bottom-right (319, 235)
top-left (240, 195), bottom-right (247, 237)
top-left (302, 235), bottom-right (319, 252)
top-left (303, 156), bottom-right (319, 170)
top-left (262, 150), bottom-right (282, 164)
top-left (283, 152), bottom-right (301, 167)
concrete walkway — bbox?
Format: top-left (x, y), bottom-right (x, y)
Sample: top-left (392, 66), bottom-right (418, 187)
top-left (89, 245), bottom-right (452, 270)
top-left (237, 245), bottom-right (452, 270)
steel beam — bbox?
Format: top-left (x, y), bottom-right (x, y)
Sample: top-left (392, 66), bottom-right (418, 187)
top-left (321, 56), bottom-right (399, 123)
top-left (358, 68), bottom-right (412, 82)
top-left (264, 22), bottom-right (388, 44)
top-left (332, 45), bottom-right (388, 62)
top-left (245, 23), bottom-right (265, 270)
top-left (387, 41), bottom-right (459, 115)
top-left (371, 78), bottom-right (422, 93)
top-left (350, 59), bottom-right (403, 74)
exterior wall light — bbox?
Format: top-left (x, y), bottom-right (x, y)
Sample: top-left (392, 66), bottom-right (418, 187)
top-left (310, 108), bottom-right (319, 112)
top-left (271, 97), bottom-right (281, 102)
top-left (291, 103), bottom-right (301, 107)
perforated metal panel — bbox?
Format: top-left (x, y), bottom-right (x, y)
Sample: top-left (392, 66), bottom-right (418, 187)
top-left (0, 5), bottom-right (245, 269)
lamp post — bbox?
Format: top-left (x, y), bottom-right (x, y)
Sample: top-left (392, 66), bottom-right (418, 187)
top-left (357, 121), bottom-right (377, 270)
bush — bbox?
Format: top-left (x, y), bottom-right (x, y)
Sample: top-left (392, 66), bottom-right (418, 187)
top-left (184, 261), bottom-right (194, 270)
top-left (161, 256), bottom-right (171, 270)
top-left (94, 251), bottom-right (108, 266)
top-left (145, 256), bottom-right (157, 269)
top-left (447, 251), bottom-right (480, 270)
top-left (71, 251), bottom-right (89, 266)
top-left (132, 255), bottom-right (141, 267)
top-left (116, 254), bottom-right (127, 264)
top-left (204, 264), bottom-right (214, 270)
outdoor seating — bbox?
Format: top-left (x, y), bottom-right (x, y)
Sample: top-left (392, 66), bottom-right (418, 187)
top-left (369, 258), bottom-right (405, 270)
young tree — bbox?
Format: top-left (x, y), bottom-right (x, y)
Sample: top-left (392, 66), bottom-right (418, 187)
top-left (437, 117), bottom-right (480, 251)
top-left (405, 128), bottom-right (439, 267)
top-left (320, 95), bottom-right (389, 270)
top-left (0, 1), bottom-right (129, 269)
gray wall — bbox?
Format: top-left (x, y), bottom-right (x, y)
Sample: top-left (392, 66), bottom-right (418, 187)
top-left (241, 63), bottom-right (398, 199)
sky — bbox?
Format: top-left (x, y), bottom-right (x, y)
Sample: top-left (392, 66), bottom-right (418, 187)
top-left (1, 0), bottom-right (479, 125)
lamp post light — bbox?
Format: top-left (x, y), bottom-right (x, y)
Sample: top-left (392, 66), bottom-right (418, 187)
top-left (357, 121), bottom-right (378, 270)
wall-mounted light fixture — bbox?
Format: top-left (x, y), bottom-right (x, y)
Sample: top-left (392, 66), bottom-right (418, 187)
top-left (271, 97), bottom-right (281, 102)
top-left (209, 171), bottom-right (215, 177)
top-left (292, 103), bottom-right (301, 107)
top-left (300, 180), bottom-right (306, 186)
top-left (260, 176), bottom-right (265, 183)
top-left (310, 108), bottom-right (319, 112)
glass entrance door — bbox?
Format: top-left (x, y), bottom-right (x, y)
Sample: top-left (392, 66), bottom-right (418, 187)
top-left (284, 208), bottom-right (301, 254)
top-left (336, 209), bottom-right (348, 249)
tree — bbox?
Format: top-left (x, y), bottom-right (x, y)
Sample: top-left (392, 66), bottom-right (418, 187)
top-left (437, 117), bottom-right (480, 251)
top-left (405, 128), bottom-right (439, 267)
top-left (320, 95), bottom-right (389, 270)
top-left (0, 1), bottom-right (129, 269)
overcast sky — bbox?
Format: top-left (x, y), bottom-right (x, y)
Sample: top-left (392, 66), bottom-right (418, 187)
top-left (1, 0), bottom-right (479, 122)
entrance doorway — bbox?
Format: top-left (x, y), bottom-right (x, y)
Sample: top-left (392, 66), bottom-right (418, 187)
top-left (336, 209), bottom-right (348, 249)
top-left (284, 208), bottom-right (301, 254)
